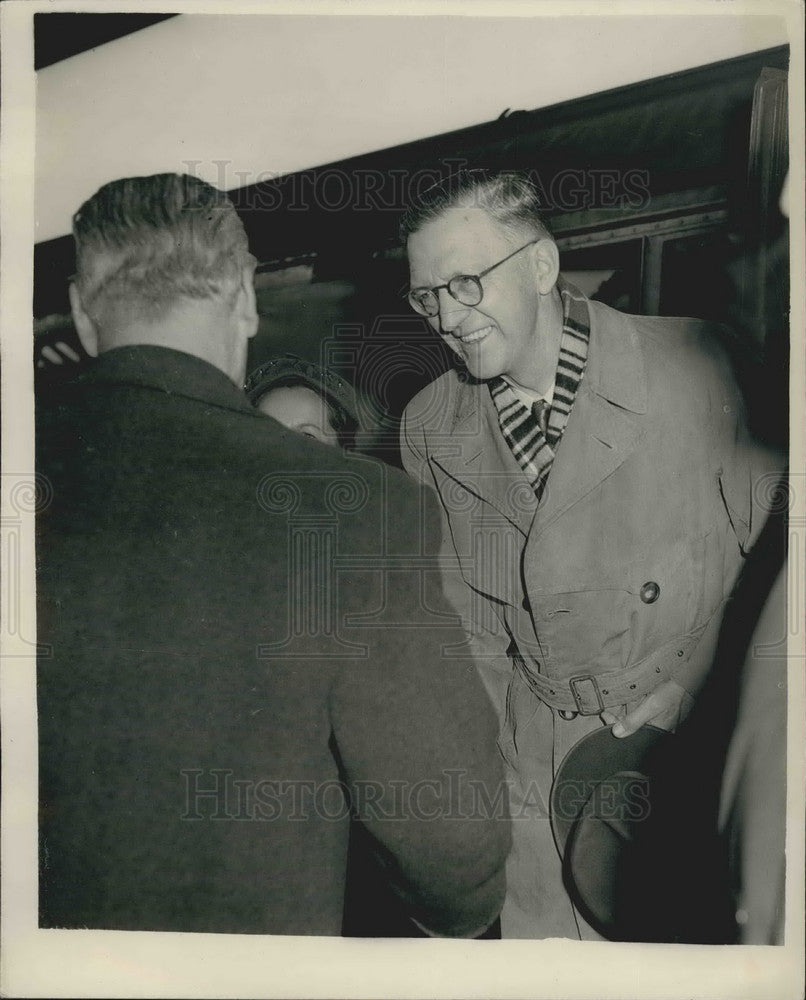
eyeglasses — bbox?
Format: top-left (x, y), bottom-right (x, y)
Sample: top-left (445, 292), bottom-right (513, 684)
top-left (407, 240), bottom-right (538, 318)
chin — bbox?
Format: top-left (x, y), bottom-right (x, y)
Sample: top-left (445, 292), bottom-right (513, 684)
top-left (463, 353), bottom-right (504, 383)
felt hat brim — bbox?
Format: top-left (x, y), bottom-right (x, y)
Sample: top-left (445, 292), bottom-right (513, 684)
top-left (550, 724), bottom-right (676, 938)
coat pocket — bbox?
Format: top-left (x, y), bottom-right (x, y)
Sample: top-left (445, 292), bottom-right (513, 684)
top-left (526, 531), bottom-right (713, 676)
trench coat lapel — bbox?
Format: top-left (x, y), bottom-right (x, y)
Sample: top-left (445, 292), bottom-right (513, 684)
top-left (430, 379), bottom-right (538, 537)
top-left (530, 302), bottom-right (648, 543)
top-left (427, 300), bottom-right (648, 543)
top-left (530, 382), bottom-right (641, 540)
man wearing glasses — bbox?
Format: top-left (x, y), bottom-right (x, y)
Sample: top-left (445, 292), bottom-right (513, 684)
top-left (399, 170), bottom-right (777, 939)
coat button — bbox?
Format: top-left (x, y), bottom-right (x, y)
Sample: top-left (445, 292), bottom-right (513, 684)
top-left (521, 596), bottom-right (531, 612)
top-left (640, 581), bottom-right (660, 604)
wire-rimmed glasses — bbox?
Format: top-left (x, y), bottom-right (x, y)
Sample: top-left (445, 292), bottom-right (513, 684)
top-left (407, 240), bottom-right (537, 318)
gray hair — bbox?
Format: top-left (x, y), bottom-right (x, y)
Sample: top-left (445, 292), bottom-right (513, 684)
top-left (72, 173), bottom-right (255, 325)
top-left (399, 169), bottom-right (553, 243)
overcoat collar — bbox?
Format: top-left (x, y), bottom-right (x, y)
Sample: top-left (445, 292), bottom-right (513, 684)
top-left (77, 345), bottom-right (257, 417)
top-left (583, 299), bottom-right (647, 416)
top-left (429, 294), bottom-right (648, 536)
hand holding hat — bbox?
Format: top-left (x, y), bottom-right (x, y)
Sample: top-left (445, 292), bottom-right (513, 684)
top-left (603, 679), bottom-right (695, 737)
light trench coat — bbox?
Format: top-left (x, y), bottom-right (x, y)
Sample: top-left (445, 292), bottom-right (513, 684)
top-left (401, 293), bottom-right (779, 938)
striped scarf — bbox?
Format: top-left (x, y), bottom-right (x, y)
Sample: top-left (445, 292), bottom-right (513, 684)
top-left (489, 276), bottom-right (590, 498)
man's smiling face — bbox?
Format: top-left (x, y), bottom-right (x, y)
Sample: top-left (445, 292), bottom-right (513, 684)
top-left (407, 206), bottom-right (555, 387)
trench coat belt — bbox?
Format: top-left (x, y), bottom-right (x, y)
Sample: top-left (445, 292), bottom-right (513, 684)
top-left (509, 625), bottom-right (708, 716)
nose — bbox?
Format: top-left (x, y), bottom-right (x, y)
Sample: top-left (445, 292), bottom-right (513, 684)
top-left (435, 287), bottom-right (471, 334)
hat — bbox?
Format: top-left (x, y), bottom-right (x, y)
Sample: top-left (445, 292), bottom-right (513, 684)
top-left (550, 724), bottom-right (683, 940)
top-left (244, 354), bottom-right (359, 425)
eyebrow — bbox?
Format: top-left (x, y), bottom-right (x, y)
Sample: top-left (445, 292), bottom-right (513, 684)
top-left (409, 241), bottom-right (503, 288)
top-left (409, 263), bottom-right (474, 292)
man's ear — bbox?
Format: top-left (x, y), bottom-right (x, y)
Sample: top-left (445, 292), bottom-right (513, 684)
top-left (237, 267), bottom-right (259, 340)
top-left (69, 283), bottom-right (99, 357)
top-left (533, 238), bottom-right (560, 295)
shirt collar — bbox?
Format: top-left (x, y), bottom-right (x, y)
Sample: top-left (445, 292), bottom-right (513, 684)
top-left (501, 375), bottom-right (554, 408)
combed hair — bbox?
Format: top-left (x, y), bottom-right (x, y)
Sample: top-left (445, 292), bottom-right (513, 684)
top-left (399, 169), bottom-right (553, 243)
top-left (72, 173), bottom-right (255, 324)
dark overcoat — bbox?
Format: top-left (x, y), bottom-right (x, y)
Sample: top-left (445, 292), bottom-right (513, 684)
top-left (37, 345), bottom-right (510, 937)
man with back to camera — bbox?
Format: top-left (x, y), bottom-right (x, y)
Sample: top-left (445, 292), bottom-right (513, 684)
top-left (398, 169), bottom-right (781, 939)
top-left (36, 173), bottom-right (510, 936)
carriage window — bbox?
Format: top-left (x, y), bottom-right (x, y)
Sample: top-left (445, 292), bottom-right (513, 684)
top-left (560, 239), bottom-right (643, 314)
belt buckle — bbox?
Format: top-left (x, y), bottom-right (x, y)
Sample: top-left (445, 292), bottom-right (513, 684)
top-left (568, 674), bottom-right (605, 716)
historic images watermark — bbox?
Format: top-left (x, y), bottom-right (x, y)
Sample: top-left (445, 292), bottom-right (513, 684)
top-left (252, 459), bottom-right (464, 660)
top-left (182, 159), bottom-right (651, 215)
top-left (250, 454), bottom-right (800, 661)
top-left (179, 767), bottom-right (652, 824)
top-left (1, 473), bottom-right (53, 657)
top-left (751, 470), bottom-right (803, 658)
